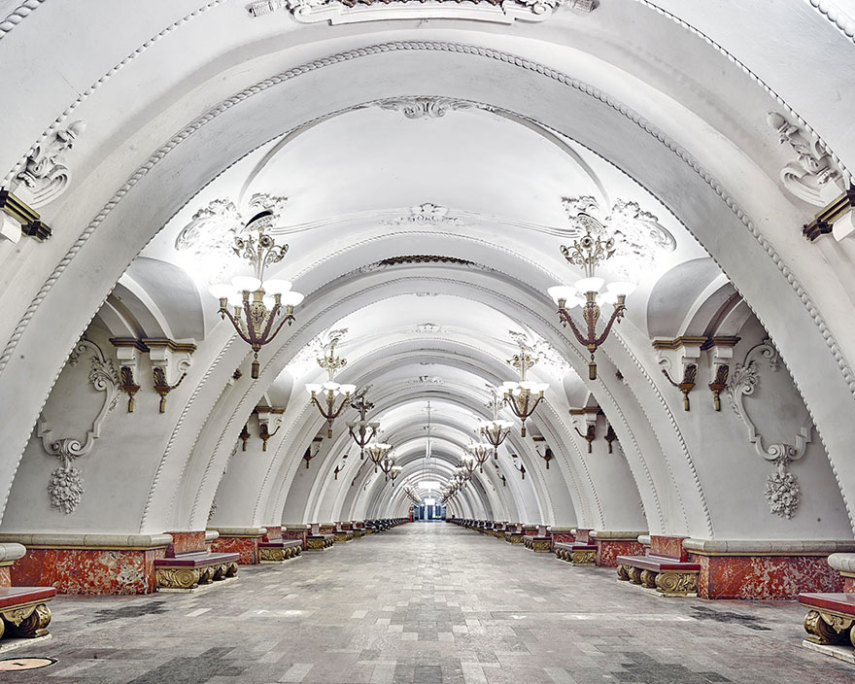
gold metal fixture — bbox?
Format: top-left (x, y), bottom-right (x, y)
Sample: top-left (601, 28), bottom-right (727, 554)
top-left (662, 364), bottom-right (697, 412)
top-left (119, 366), bottom-right (140, 412)
top-left (709, 364), bottom-right (730, 412)
top-left (549, 217), bottom-right (635, 380)
top-left (152, 366), bottom-right (186, 413)
top-left (347, 390), bottom-right (379, 460)
top-left (501, 340), bottom-right (547, 437)
top-left (306, 337), bottom-right (355, 438)
top-left (211, 210), bottom-right (304, 378)
top-left (605, 424), bottom-right (618, 453)
top-left (366, 440), bottom-right (393, 474)
top-left (466, 442), bottom-right (493, 473)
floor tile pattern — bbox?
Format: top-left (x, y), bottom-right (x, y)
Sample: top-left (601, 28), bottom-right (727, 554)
top-left (1, 524), bottom-right (852, 683)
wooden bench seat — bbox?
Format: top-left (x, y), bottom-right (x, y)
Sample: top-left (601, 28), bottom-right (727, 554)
top-left (306, 534), bottom-right (335, 551)
top-left (154, 551), bottom-right (240, 590)
top-left (258, 539), bottom-right (303, 562)
top-left (800, 593), bottom-right (855, 647)
top-left (616, 553), bottom-right (700, 596)
top-left (0, 586), bottom-right (55, 639)
top-left (555, 542), bottom-right (597, 565)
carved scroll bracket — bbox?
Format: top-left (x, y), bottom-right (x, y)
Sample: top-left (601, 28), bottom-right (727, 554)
top-left (37, 337), bottom-right (119, 514)
top-left (654, 337), bottom-right (705, 412)
top-left (255, 406), bottom-right (284, 451)
top-left (145, 339), bottom-right (195, 413)
top-left (727, 338), bottom-right (813, 519)
top-left (569, 405), bottom-right (601, 453)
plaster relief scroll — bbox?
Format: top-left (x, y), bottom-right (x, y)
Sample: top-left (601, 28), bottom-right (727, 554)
top-left (36, 338), bottom-right (119, 514)
top-left (15, 121), bottom-right (85, 208)
top-left (726, 339), bottom-right (813, 519)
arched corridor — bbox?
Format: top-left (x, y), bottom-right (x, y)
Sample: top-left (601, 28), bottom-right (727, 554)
top-left (4, 523), bottom-right (849, 683)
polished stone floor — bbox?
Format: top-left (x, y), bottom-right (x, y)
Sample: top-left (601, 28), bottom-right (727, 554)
top-left (2, 523), bottom-right (852, 683)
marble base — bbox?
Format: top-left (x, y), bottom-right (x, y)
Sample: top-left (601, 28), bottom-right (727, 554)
top-left (210, 536), bottom-right (262, 565)
top-left (259, 555), bottom-right (301, 565)
top-left (157, 576), bottom-right (240, 594)
top-left (595, 539), bottom-right (645, 567)
top-left (801, 639), bottom-right (855, 664)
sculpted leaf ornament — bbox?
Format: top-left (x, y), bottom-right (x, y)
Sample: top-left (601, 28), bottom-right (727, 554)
top-left (726, 339), bottom-right (811, 519)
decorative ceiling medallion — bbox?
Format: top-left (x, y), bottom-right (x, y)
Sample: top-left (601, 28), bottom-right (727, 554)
top-left (377, 254), bottom-right (473, 267)
top-left (247, 0), bottom-right (593, 26)
top-left (561, 196), bottom-right (675, 281)
top-left (383, 203), bottom-right (461, 226)
top-left (414, 323), bottom-right (441, 334)
top-left (376, 97), bottom-right (476, 120)
top-left (174, 193), bottom-right (288, 282)
top-left (417, 375), bottom-right (445, 384)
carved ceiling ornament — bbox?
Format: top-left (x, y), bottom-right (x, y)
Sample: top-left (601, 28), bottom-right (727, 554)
top-left (36, 337), bottom-right (120, 514)
top-left (383, 203), bottom-right (461, 227)
top-left (246, 0), bottom-right (592, 26)
top-left (767, 112), bottom-right (845, 207)
top-left (15, 120), bottom-right (86, 208)
top-left (726, 339), bottom-right (813, 519)
top-left (174, 193), bottom-right (288, 282)
top-left (376, 97), bottom-right (476, 120)
top-left (561, 196), bottom-right (675, 280)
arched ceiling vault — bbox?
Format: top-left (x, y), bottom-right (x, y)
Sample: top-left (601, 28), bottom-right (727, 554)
top-left (1, 2), bottom-right (854, 545)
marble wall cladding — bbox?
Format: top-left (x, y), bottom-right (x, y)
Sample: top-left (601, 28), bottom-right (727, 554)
top-left (690, 554), bottom-right (844, 599)
top-left (262, 526), bottom-right (282, 542)
top-left (650, 535), bottom-right (687, 560)
top-left (596, 539), bottom-right (645, 567)
top-left (844, 577), bottom-right (855, 593)
top-left (319, 524), bottom-right (334, 535)
top-left (552, 532), bottom-right (576, 545)
top-left (11, 547), bottom-right (165, 594)
top-left (282, 529), bottom-right (307, 549)
top-left (0, 566), bottom-right (10, 587)
top-left (166, 531), bottom-right (207, 556)
top-left (210, 536), bottom-right (260, 565)
top-left (575, 529), bottom-right (591, 543)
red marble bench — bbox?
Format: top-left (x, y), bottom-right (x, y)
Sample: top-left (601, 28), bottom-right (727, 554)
top-left (555, 542), bottom-right (597, 565)
top-left (0, 586), bottom-right (55, 639)
top-left (334, 524), bottom-right (354, 544)
top-left (306, 534), bottom-right (334, 550)
top-left (154, 551), bottom-right (240, 590)
top-left (799, 593), bottom-right (855, 647)
top-left (258, 539), bottom-right (302, 562)
top-left (504, 525), bottom-right (524, 544)
top-left (616, 553), bottom-right (700, 596)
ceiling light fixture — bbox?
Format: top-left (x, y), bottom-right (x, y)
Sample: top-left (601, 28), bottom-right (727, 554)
top-left (347, 389), bottom-right (379, 460)
top-left (306, 336), bottom-right (355, 438)
top-left (480, 388), bottom-right (513, 457)
top-left (501, 338), bottom-right (548, 437)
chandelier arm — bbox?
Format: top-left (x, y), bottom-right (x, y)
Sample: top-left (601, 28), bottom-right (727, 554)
top-left (219, 308), bottom-right (255, 347)
top-left (559, 309), bottom-right (593, 347)
top-left (256, 302), bottom-right (283, 343)
top-left (260, 309), bottom-right (296, 348)
top-left (593, 305), bottom-right (626, 347)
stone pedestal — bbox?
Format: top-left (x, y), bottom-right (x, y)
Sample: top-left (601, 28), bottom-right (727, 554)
top-left (590, 530), bottom-right (646, 567)
top-left (686, 539), bottom-right (854, 599)
top-left (208, 527), bottom-right (267, 564)
top-left (0, 533), bottom-right (171, 594)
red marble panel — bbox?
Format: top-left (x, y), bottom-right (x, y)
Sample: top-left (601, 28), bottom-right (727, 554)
top-left (552, 533), bottom-right (576, 545)
top-left (282, 529), bottom-right (307, 549)
top-left (263, 526), bottom-right (282, 542)
top-left (575, 529), bottom-right (591, 543)
top-left (210, 536), bottom-right (260, 565)
top-left (845, 577), bottom-right (855, 593)
top-left (319, 524), bottom-right (334, 535)
top-left (0, 566), bottom-right (10, 587)
top-left (596, 540), bottom-right (645, 567)
top-left (650, 536), bottom-right (687, 561)
top-left (10, 548), bottom-right (165, 594)
top-left (689, 554), bottom-right (844, 600)
top-left (166, 531), bottom-right (207, 556)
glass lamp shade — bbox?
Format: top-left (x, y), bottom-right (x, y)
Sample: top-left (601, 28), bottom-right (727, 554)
top-left (227, 293), bottom-right (244, 308)
top-left (232, 276), bottom-right (262, 292)
top-left (501, 381), bottom-right (519, 394)
top-left (263, 279), bottom-right (292, 295)
top-left (322, 381), bottom-right (341, 394)
top-left (281, 291), bottom-right (304, 306)
top-left (209, 283), bottom-right (232, 299)
top-left (575, 276), bottom-right (605, 294)
top-left (339, 384), bottom-right (357, 396)
top-left (599, 290), bottom-right (618, 306)
top-left (306, 383), bottom-right (322, 395)
top-left (607, 281), bottom-right (637, 296)
top-left (547, 285), bottom-right (576, 306)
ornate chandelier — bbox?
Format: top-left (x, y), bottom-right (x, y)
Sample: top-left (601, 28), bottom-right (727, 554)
top-left (210, 209), bottom-right (304, 379)
top-left (306, 336), bottom-right (355, 438)
top-left (366, 440), bottom-right (393, 473)
top-left (548, 213), bottom-right (635, 380)
top-left (378, 452), bottom-right (400, 482)
top-left (480, 388), bottom-right (513, 457)
top-left (501, 339), bottom-right (547, 437)
top-left (347, 390), bottom-right (379, 460)
top-left (466, 442), bottom-right (492, 473)
top-left (459, 454), bottom-right (477, 480)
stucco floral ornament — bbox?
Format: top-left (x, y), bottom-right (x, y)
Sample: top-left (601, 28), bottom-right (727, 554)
top-left (36, 338), bottom-right (119, 514)
top-left (727, 339), bottom-right (812, 519)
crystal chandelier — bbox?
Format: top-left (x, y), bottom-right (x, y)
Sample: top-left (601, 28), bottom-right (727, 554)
top-left (466, 442), bottom-right (492, 473)
top-left (210, 209), bottom-right (304, 379)
top-left (480, 388), bottom-right (513, 457)
top-left (347, 390), bottom-right (379, 460)
top-left (306, 337), bottom-right (355, 438)
top-left (365, 440), bottom-right (393, 473)
top-left (548, 214), bottom-right (635, 381)
top-left (501, 339), bottom-right (548, 437)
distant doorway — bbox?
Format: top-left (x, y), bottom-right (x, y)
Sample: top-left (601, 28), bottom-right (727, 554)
top-left (413, 497), bottom-right (445, 522)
